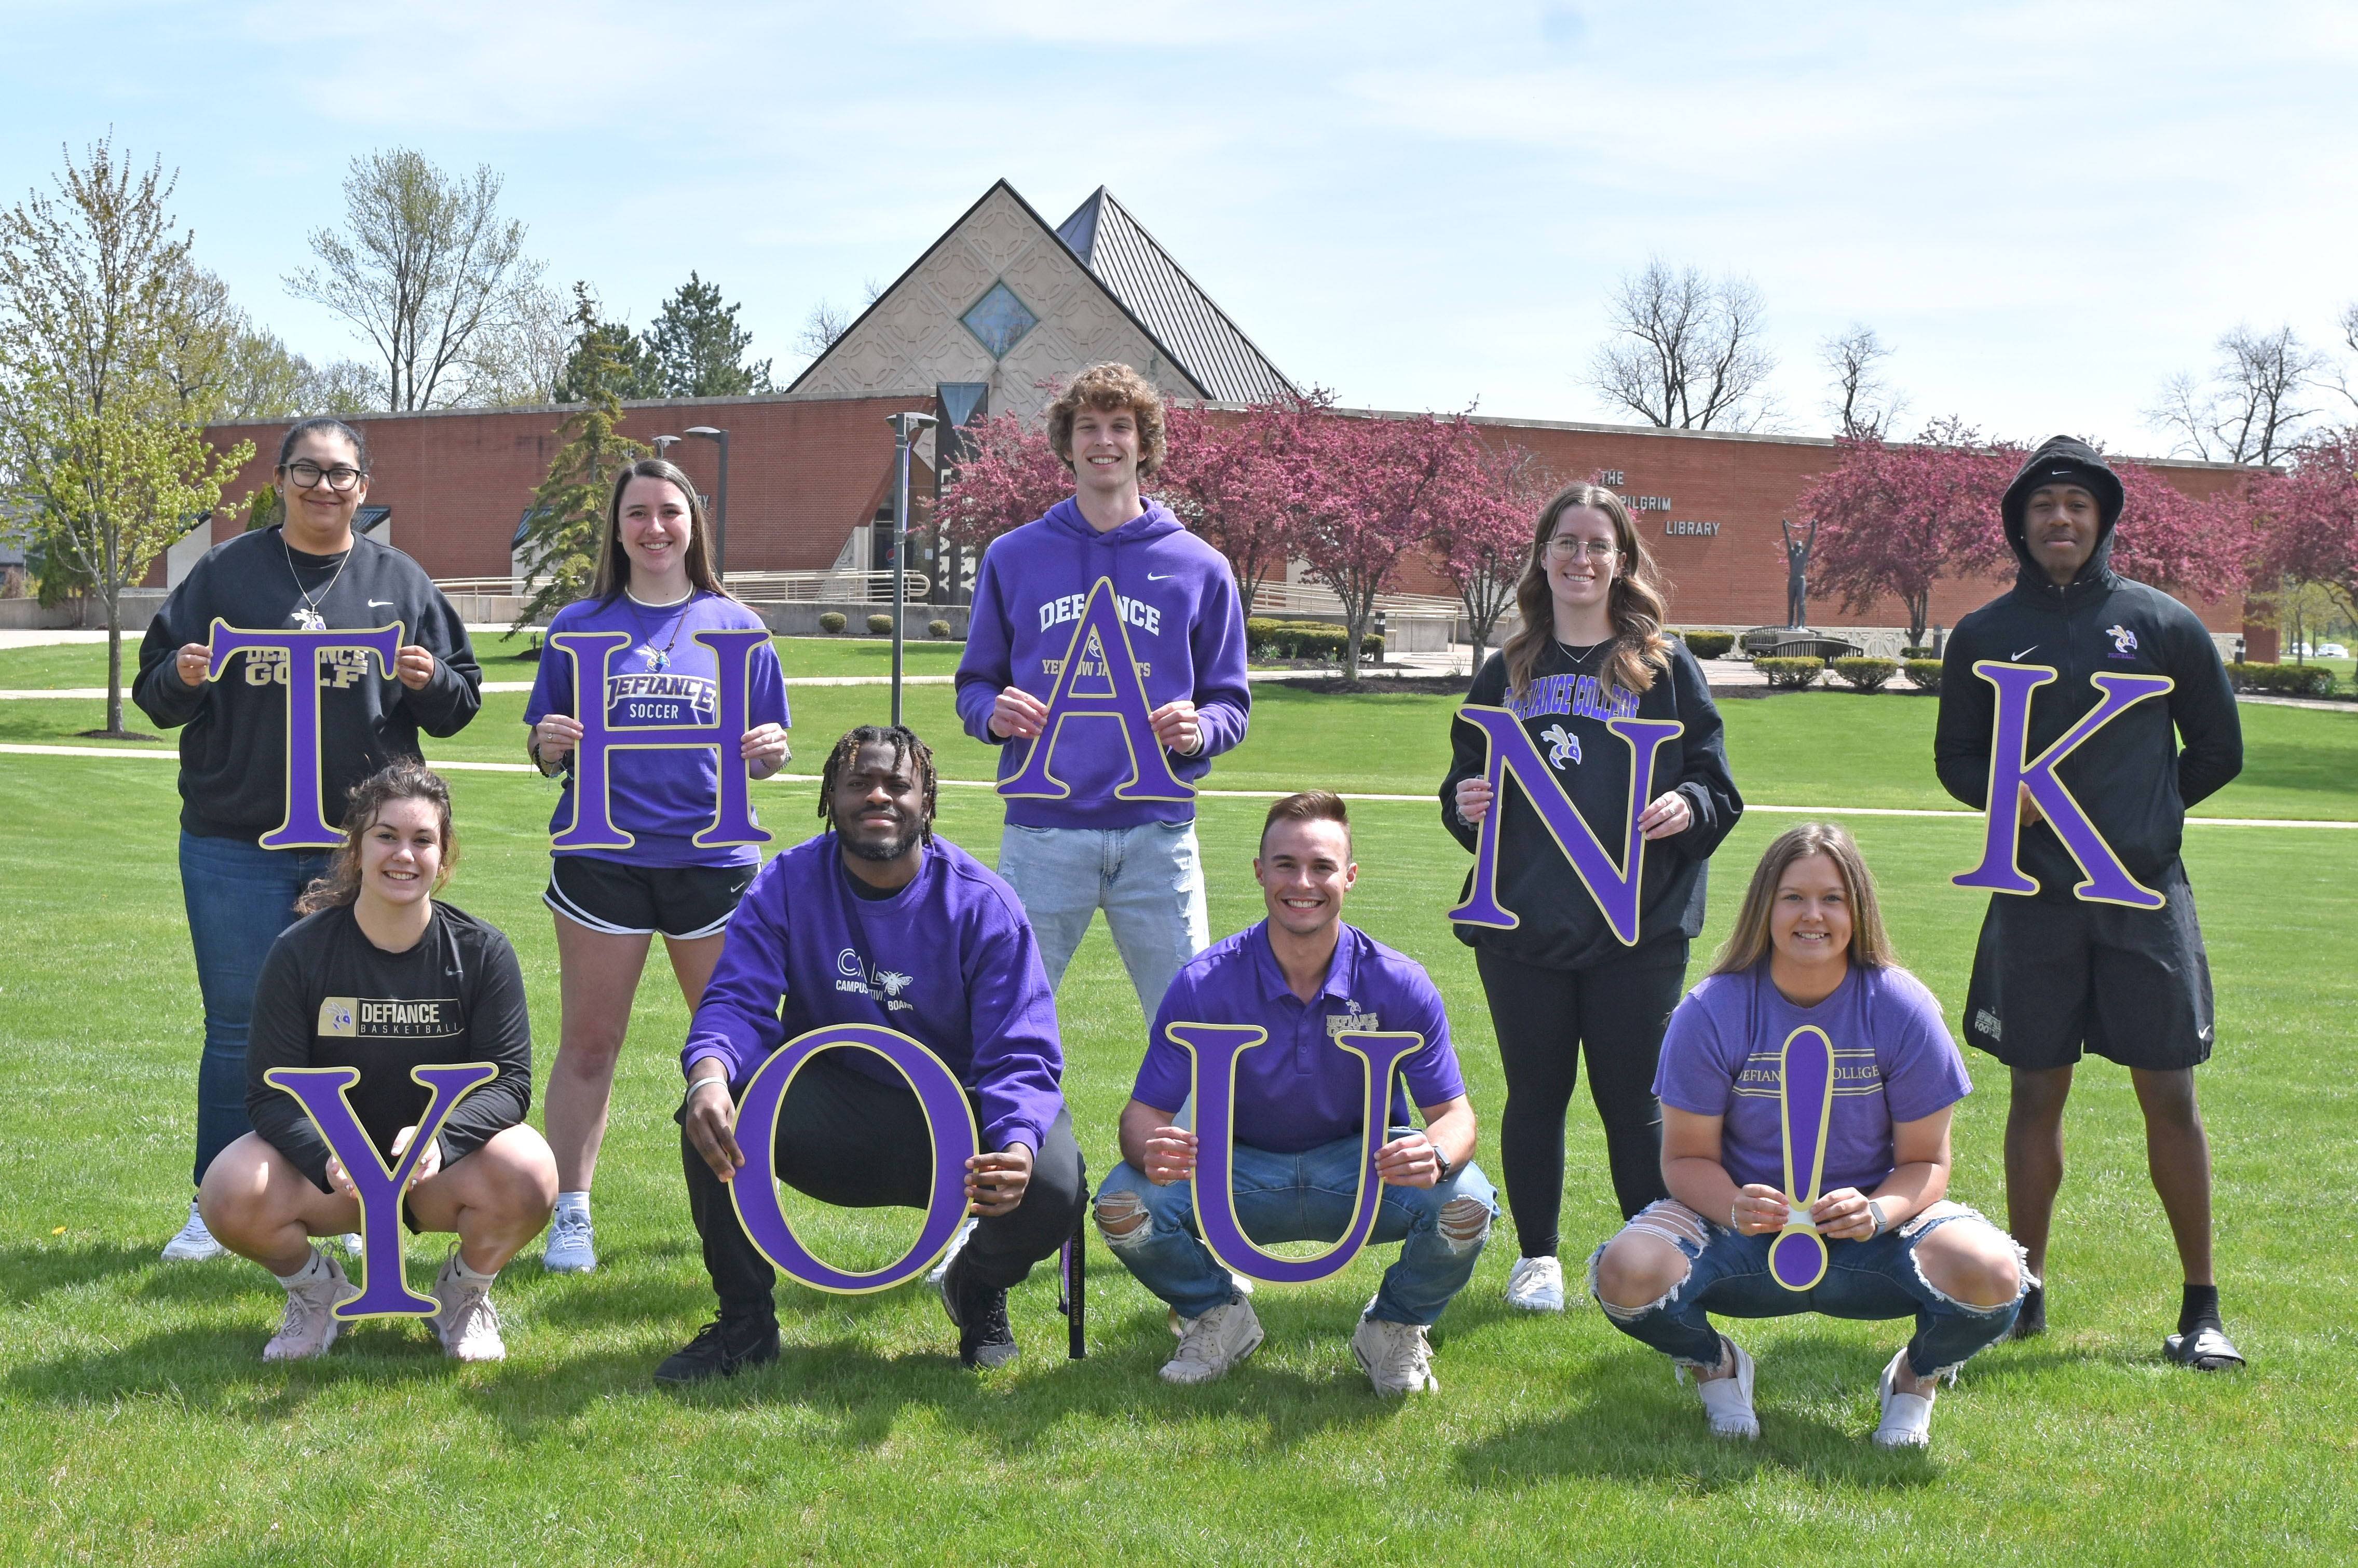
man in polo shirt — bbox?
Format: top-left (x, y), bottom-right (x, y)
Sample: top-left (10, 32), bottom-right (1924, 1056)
top-left (1092, 791), bottom-right (1495, 1395)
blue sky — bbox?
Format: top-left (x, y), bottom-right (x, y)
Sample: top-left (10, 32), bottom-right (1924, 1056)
top-left (4, 1), bottom-right (2353, 454)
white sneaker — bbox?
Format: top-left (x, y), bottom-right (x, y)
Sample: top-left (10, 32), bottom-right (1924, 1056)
top-left (1678, 1336), bottom-right (1759, 1439)
top-left (429, 1248), bottom-right (507, 1362)
top-left (161, 1199), bottom-right (227, 1262)
top-left (337, 1233), bottom-right (364, 1258)
top-left (1872, 1348), bottom-right (1937, 1450)
top-left (263, 1252), bottom-right (358, 1362)
top-left (924, 1217), bottom-right (977, 1290)
top-left (1160, 1298), bottom-right (1264, 1386)
top-left (542, 1205), bottom-right (596, 1273)
top-left (1503, 1255), bottom-right (1566, 1312)
top-left (1351, 1315), bottom-right (1439, 1396)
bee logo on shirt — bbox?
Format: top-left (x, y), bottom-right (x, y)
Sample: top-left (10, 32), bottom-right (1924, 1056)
top-left (876, 970), bottom-right (916, 998)
top-left (319, 998), bottom-right (357, 1037)
top-left (2106, 624), bottom-right (2138, 658)
top-left (1540, 724), bottom-right (1582, 770)
top-left (1326, 1008), bottom-right (1379, 1041)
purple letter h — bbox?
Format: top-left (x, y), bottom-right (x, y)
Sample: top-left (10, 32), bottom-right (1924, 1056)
top-left (548, 627), bottom-right (773, 851)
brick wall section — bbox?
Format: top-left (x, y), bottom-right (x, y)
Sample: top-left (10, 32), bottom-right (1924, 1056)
top-left (199, 397), bottom-right (2254, 638)
top-left (197, 389), bottom-right (937, 582)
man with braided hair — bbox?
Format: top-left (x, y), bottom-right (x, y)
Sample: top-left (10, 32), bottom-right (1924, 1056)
top-left (658, 725), bottom-right (1085, 1380)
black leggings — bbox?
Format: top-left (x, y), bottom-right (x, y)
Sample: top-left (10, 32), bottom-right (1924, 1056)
top-left (1475, 945), bottom-right (1686, 1255)
top-left (681, 1052), bottom-right (1087, 1319)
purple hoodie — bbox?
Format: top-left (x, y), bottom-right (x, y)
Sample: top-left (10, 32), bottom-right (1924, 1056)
top-left (955, 497), bottom-right (1250, 829)
top-left (680, 831), bottom-right (1066, 1153)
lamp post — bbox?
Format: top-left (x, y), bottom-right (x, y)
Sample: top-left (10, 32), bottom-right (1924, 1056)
top-left (886, 410), bottom-right (938, 727)
top-left (652, 434), bottom-right (683, 459)
top-left (685, 426), bottom-right (729, 582)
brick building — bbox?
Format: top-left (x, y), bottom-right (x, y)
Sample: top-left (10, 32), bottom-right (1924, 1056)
top-left (189, 179), bottom-right (2259, 647)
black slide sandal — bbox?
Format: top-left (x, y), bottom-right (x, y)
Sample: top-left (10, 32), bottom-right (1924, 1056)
top-left (2163, 1325), bottom-right (2246, 1371)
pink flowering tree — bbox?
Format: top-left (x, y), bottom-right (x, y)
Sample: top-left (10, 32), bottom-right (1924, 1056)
top-left (2252, 429), bottom-right (2358, 633)
top-left (1291, 409), bottom-right (1488, 681)
top-left (1428, 438), bottom-right (1550, 662)
top-left (2106, 457), bottom-right (2256, 604)
top-left (933, 410), bottom-right (1071, 571)
top-left (1798, 426), bottom-right (2016, 648)
top-left (1161, 398), bottom-right (1309, 613)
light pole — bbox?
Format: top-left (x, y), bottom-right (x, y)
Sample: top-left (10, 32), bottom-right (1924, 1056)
top-left (652, 433), bottom-right (683, 459)
top-left (685, 426), bottom-right (729, 581)
top-left (887, 410), bottom-right (938, 727)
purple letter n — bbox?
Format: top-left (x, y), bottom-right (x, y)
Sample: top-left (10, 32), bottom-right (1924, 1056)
top-left (207, 620), bottom-right (402, 849)
top-left (1951, 662), bottom-right (2174, 909)
top-left (548, 627), bottom-right (773, 851)
top-left (1447, 705), bottom-right (1684, 946)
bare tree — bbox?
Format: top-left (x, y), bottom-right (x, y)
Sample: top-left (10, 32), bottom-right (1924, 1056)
top-left (1820, 324), bottom-right (1905, 439)
top-left (2315, 302), bottom-right (2358, 417)
top-left (2145, 323), bottom-right (2320, 465)
top-left (285, 149), bottom-right (543, 410)
top-left (794, 299), bottom-right (853, 361)
top-left (1588, 258), bottom-right (1780, 431)
top-left (464, 279), bottom-right (572, 405)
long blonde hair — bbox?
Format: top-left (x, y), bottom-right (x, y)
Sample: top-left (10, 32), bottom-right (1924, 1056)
top-left (1708, 822), bottom-right (1899, 976)
top-left (1500, 483), bottom-right (1671, 700)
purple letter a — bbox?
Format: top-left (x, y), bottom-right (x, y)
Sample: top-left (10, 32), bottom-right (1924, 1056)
top-left (1951, 662), bottom-right (2173, 908)
top-left (207, 620), bottom-right (403, 849)
top-left (1447, 705), bottom-right (1683, 946)
top-left (999, 577), bottom-right (1191, 801)
top-left (548, 627), bottom-right (773, 851)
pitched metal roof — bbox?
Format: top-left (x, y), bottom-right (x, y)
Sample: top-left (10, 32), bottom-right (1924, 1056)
top-left (1056, 188), bottom-right (1297, 405)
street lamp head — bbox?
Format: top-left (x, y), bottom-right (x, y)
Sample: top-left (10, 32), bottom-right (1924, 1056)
top-left (652, 434), bottom-right (683, 456)
top-left (685, 427), bottom-right (724, 441)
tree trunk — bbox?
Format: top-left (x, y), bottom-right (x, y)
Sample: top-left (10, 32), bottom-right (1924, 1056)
top-left (1340, 584), bottom-right (1375, 683)
top-left (1905, 592), bottom-right (1930, 651)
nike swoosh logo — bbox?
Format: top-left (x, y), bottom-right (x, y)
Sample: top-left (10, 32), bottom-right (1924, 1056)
top-left (2011, 644), bottom-right (2038, 660)
top-left (369, 600), bottom-right (396, 608)
top-left (1146, 573), bottom-right (1175, 582)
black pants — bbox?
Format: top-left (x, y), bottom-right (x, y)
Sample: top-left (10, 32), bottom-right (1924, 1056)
top-left (680, 1052), bottom-right (1087, 1320)
top-left (1475, 945), bottom-right (1685, 1254)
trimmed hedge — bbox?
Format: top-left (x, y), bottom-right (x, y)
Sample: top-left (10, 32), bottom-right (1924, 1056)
top-left (1832, 656), bottom-right (1900, 692)
top-left (866, 613), bottom-right (893, 635)
top-left (1902, 644), bottom-right (1935, 660)
top-left (2227, 661), bottom-right (2336, 696)
top-left (1905, 659), bottom-right (1943, 692)
top-left (1755, 656), bottom-right (1824, 690)
top-left (817, 611), bottom-right (847, 634)
top-left (927, 619), bottom-right (952, 639)
top-left (1679, 630), bottom-right (1735, 660)
top-left (1245, 617), bottom-right (1383, 660)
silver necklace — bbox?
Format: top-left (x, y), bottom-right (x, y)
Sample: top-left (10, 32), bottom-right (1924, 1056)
top-left (624, 589), bottom-right (695, 672)
top-left (282, 532), bottom-right (353, 631)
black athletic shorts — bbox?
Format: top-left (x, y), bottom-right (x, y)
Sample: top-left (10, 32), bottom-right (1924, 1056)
top-left (544, 854), bottom-right (755, 940)
top-left (1960, 868), bottom-right (2215, 1073)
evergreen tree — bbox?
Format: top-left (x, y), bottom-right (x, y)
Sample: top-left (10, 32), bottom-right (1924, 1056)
top-left (647, 271), bottom-right (771, 397)
top-left (514, 283), bottom-right (647, 628)
top-left (552, 307), bottom-right (661, 403)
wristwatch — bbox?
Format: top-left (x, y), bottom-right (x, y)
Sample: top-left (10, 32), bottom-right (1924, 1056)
top-left (1427, 1137), bottom-right (1454, 1185)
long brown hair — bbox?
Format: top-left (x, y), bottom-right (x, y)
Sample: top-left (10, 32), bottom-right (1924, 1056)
top-left (1500, 483), bottom-right (1671, 700)
top-left (589, 458), bottom-right (728, 602)
top-left (1708, 821), bottom-right (1898, 976)
top-left (298, 761), bottom-right (458, 913)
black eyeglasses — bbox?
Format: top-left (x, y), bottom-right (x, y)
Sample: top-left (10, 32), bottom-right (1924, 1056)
top-left (280, 460), bottom-right (365, 492)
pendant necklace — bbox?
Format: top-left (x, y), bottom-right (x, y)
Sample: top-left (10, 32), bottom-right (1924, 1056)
top-left (625, 588), bottom-right (694, 672)
top-left (282, 533), bottom-right (352, 632)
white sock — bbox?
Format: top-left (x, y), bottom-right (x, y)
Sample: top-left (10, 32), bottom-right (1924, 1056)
top-left (555, 1191), bottom-right (590, 1220)
top-left (274, 1247), bottom-right (328, 1288)
top-left (452, 1251), bottom-right (498, 1287)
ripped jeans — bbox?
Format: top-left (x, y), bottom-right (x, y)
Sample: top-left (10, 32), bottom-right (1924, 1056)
top-left (1590, 1199), bottom-right (2024, 1381)
top-left (1094, 1131), bottom-right (1497, 1326)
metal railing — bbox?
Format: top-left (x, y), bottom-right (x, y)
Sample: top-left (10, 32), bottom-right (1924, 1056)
top-left (432, 569), bottom-right (930, 605)
top-left (1240, 580), bottom-right (1463, 620)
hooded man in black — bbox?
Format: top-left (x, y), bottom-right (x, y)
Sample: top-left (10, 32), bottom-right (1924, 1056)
top-left (1934, 435), bottom-right (2243, 1370)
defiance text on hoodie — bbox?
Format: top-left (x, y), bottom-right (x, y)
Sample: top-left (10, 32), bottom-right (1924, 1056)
top-left (1934, 436), bottom-right (2241, 901)
top-left (955, 496), bottom-right (1250, 830)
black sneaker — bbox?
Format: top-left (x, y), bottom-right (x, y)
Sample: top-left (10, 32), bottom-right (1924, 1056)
top-left (938, 1248), bottom-right (1018, 1369)
top-left (654, 1314), bottom-right (780, 1384)
top-left (2008, 1283), bottom-right (2046, 1341)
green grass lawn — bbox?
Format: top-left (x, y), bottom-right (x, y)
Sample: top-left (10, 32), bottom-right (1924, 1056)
top-left (3, 687), bottom-right (2355, 1562)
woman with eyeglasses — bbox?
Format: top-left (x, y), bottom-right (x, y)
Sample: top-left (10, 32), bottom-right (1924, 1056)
top-left (135, 416), bottom-right (483, 1265)
top-left (1438, 484), bottom-right (1741, 1315)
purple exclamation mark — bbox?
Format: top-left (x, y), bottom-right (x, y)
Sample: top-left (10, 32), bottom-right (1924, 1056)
top-left (1769, 1025), bottom-right (1836, 1291)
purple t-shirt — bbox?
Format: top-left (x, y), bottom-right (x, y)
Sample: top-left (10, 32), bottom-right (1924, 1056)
top-left (681, 832), bottom-right (1066, 1154)
top-left (1135, 921), bottom-right (1466, 1155)
top-left (1654, 963), bottom-right (1971, 1195)
top-left (524, 592), bottom-right (789, 867)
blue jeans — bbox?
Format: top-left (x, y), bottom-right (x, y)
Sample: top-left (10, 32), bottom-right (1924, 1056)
top-left (996, 821), bottom-right (1209, 1019)
top-left (1094, 1131), bottom-right (1497, 1326)
top-left (1590, 1199), bottom-right (2025, 1380)
top-left (179, 831), bottom-right (331, 1189)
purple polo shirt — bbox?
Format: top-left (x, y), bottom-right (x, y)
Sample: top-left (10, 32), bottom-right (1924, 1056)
top-left (1135, 920), bottom-right (1466, 1154)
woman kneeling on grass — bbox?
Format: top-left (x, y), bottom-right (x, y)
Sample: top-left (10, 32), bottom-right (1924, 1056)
top-left (199, 762), bottom-right (556, 1364)
top-left (1588, 823), bottom-right (2026, 1449)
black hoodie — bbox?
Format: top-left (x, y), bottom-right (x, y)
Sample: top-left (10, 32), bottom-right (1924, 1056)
top-left (1933, 437), bottom-right (2241, 901)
